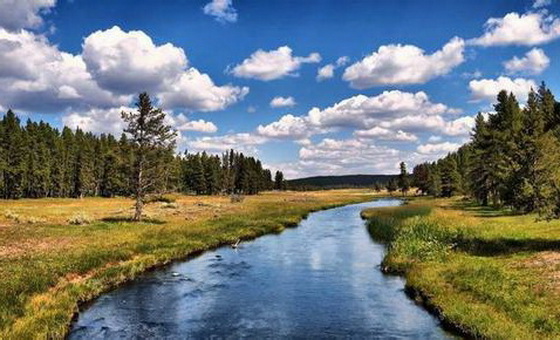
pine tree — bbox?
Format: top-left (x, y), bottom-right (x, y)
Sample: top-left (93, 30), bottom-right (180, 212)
top-left (397, 162), bottom-right (410, 196)
top-left (121, 92), bottom-right (177, 221)
top-left (274, 170), bottom-right (284, 190)
top-left (1, 110), bottom-right (25, 199)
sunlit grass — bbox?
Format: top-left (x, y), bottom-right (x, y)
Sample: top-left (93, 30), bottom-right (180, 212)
top-left (362, 197), bottom-right (560, 339)
top-left (0, 189), bottom-right (381, 339)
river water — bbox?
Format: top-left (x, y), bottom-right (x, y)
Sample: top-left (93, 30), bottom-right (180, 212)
top-left (69, 199), bottom-right (454, 339)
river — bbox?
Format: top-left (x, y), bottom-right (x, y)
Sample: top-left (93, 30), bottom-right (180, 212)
top-left (69, 199), bottom-right (454, 339)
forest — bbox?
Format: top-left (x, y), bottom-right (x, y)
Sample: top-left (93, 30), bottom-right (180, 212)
top-left (0, 108), bottom-right (283, 200)
top-left (409, 83), bottom-right (560, 218)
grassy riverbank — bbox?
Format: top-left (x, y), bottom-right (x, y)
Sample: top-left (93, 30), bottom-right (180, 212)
top-left (362, 198), bottom-right (560, 339)
top-left (0, 189), bottom-right (379, 339)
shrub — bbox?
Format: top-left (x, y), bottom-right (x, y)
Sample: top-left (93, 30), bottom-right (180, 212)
top-left (67, 212), bottom-right (92, 225)
top-left (230, 194), bottom-right (245, 203)
top-left (145, 194), bottom-right (177, 204)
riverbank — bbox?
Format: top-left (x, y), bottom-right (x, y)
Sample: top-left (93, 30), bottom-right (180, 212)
top-left (361, 198), bottom-right (560, 339)
top-left (0, 190), bottom-right (380, 339)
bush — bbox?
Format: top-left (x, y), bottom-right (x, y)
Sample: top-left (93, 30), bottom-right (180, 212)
top-left (162, 202), bottom-right (179, 209)
top-left (3, 210), bottom-right (46, 224)
top-left (230, 194), bottom-right (245, 203)
top-left (145, 194), bottom-right (177, 204)
top-left (67, 212), bottom-right (92, 225)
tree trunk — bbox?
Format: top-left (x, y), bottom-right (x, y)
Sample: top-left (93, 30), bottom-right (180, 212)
top-left (133, 158), bottom-right (144, 221)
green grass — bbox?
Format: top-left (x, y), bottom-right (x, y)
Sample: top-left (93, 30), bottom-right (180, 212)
top-left (362, 198), bottom-right (560, 339)
top-left (0, 189), bottom-right (381, 339)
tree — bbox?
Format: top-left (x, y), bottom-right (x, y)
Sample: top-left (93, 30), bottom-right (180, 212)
top-left (412, 163), bottom-right (430, 195)
top-left (386, 178), bottom-right (398, 196)
top-left (397, 162), bottom-right (410, 196)
top-left (274, 171), bottom-right (285, 190)
top-left (121, 93), bottom-right (177, 221)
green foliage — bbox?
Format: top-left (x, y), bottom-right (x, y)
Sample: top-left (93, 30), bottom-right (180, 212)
top-left (410, 83), bottom-right (560, 219)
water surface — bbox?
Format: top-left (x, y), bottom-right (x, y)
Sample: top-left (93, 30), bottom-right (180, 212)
top-left (69, 199), bottom-right (454, 339)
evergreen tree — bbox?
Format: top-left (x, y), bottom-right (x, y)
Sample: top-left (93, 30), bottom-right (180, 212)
top-left (397, 162), bottom-right (410, 196)
top-left (274, 171), bottom-right (285, 190)
top-left (121, 92), bottom-right (177, 221)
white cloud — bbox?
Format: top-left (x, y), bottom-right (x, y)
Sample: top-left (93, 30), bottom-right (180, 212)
top-left (427, 135), bottom-right (442, 143)
top-left (158, 68), bottom-right (249, 111)
top-left (82, 26), bottom-right (187, 94)
top-left (270, 96), bottom-right (296, 108)
top-left (0, 28), bottom-right (130, 112)
top-left (316, 64), bottom-right (335, 81)
top-left (169, 113), bottom-right (218, 133)
top-left (354, 127), bottom-right (418, 141)
top-left (503, 48), bottom-right (550, 74)
top-left (469, 76), bottom-right (537, 102)
top-left (230, 46), bottom-right (321, 81)
top-left (417, 141), bottom-right (461, 155)
top-left (187, 133), bottom-right (267, 154)
top-left (342, 37), bottom-right (465, 88)
top-left (533, 0), bottom-right (552, 9)
top-left (62, 106), bottom-right (131, 135)
top-left (0, 0), bottom-right (56, 31)
top-left (316, 56), bottom-right (349, 81)
top-left (257, 114), bottom-right (320, 140)
top-left (256, 90), bottom-right (464, 142)
top-left (0, 26), bottom-right (248, 114)
top-left (307, 90), bottom-right (454, 129)
top-left (469, 11), bottom-right (560, 46)
top-left (203, 0), bottom-right (237, 23)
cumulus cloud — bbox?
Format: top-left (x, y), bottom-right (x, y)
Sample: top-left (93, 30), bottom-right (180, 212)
top-left (62, 106), bottom-right (131, 135)
top-left (256, 90), bottom-right (467, 142)
top-left (270, 96), bottom-right (296, 108)
top-left (307, 90), bottom-right (454, 128)
top-left (354, 127), bottom-right (418, 141)
top-left (0, 28), bottom-right (130, 112)
top-left (0, 26), bottom-right (249, 114)
top-left (469, 76), bottom-right (537, 102)
top-left (257, 114), bottom-right (321, 140)
top-left (342, 37), bottom-right (465, 88)
top-left (186, 133), bottom-right (267, 154)
top-left (503, 48), bottom-right (550, 74)
top-left (203, 0), bottom-right (237, 23)
top-left (469, 11), bottom-right (560, 46)
top-left (230, 46), bottom-right (321, 81)
top-left (316, 56), bottom-right (349, 81)
top-left (168, 113), bottom-right (218, 133)
top-left (417, 141), bottom-right (461, 155)
top-left (157, 68), bottom-right (249, 111)
top-left (0, 0), bottom-right (56, 31)
top-left (82, 26), bottom-right (188, 94)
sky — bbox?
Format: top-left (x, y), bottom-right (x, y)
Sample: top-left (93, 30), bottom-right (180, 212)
top-left (0, 0), bottom-right (559, 178)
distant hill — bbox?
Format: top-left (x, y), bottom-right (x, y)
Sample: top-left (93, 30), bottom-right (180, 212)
top-left (286, 174), bottom-right (396, 190)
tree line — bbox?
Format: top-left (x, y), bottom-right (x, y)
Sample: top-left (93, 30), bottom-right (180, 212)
top-left (409, 83), bottom-right (560, 218)
top-left (0, 94), bottom-right (284, 203)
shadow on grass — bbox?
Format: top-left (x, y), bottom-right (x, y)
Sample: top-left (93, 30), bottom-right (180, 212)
top-left (444, 200), bottom-right (520, 218)
top-left (100, 216), bottom-right (166, 225)
top-left (457, 237), bottom-right (560, 256)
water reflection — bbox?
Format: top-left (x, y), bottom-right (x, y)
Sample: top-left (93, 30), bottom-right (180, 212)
top-left (69, 199), bottom-right (454, 339)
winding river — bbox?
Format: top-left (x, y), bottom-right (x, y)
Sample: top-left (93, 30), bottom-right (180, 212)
top-left (69, 199), bottom-right (454, 339)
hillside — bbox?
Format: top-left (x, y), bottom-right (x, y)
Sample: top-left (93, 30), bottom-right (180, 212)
top-left (287, 174), bottom-right (396, 190)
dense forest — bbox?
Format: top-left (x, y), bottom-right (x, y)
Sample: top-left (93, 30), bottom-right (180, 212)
top-left (287, 174), bottom-right (395, 190)
top-left (409, 83), bottom-right (560, 218)
top-left (0, 109), bottom-right (282, 199)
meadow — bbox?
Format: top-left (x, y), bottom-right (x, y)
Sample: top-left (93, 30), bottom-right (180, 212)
top-left (0, 189), bottom-right (379, 339)
top-left (362, 198), bottom-right (560, 339)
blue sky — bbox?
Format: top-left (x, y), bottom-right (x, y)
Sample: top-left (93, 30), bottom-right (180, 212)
top-left (0, 0), bottom-right (559, 178)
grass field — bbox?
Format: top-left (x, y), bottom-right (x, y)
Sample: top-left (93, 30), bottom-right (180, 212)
top-left (362, 198), bottom-right (560, 339)
top-left (0, 189), bottom-right (380, 339)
